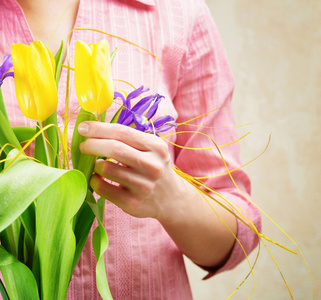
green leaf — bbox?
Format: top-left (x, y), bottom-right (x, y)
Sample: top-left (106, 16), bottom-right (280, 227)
top-left (20, 202), bottom-right (36, 244)
top-left (54, 41), bottom-right (64, 87)
top-left (0, 88), bottom-right (8, 121)
top-left (0, 149), bottom-right (87, 299)
top-left (110, 48), bottom-right (117, 65)
top-left (0, 278), bottom-right (9, 300)
top-left (0, 230), bottom-right (11, 254)
top-left (34, 122), bottom-right (47, 165)
top-left (17, 225), bottom-right (25, 262)
top-left (0, 110), bottom-right (21, 155)
top-left (23, 228), bottom-right (35, 270)
top-left (0, 246), bottom-right (39, 300)
top-left (0, 149), bottom-right (82, 232)
top-left (71, 108), bottom-right (97, 182)
top-left (0, 147), bottom-right (5, 173)
top-left (12, 127), bottom-right (36, 143)
top-left (87, 193), bottom-right (112, 300)
top-left (34, 167), bottom-right (86, 300)
top-left (34, 113), bottom-right (59, 167)
top-left (72, 197), bottom-right (95, 271)
top-left (110, 105), bottom-right (123, 124)
top-left (71, 108), bottom-right (96, 170)
top-left (93, 219), bottom-right (113, 300)
top-left (86, 191), bottom-right (106, 221)
top-left (3, 219), bottom-right (21, 259)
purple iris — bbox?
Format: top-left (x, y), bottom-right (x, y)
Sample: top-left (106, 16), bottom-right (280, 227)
top-left (0, 55), bottom-right (14, 86)
top-left (114, 86), bottom-right (177, 134)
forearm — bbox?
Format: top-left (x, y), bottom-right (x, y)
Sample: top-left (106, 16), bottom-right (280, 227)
top-left (157, 173), bottom-right (237, 268)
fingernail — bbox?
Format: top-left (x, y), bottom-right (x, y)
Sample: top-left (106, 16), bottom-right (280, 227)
top-left (78, 123), bottom-right (89, 134)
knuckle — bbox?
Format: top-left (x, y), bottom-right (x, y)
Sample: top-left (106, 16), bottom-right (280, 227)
top-left (122, 171), bottom-right (137, 186)
top-left (143, 158), bottom-right (165, 180)
top-left (95, 183), bottom-right (104, 195)
top-left (92, 177), bottom-right (105, 195)
top-left (155, 140), bottom-right (169, 160)
top-left (101, 161), bottom-right (112, 175)
top-left (108, 140), bottom-right (125, 157)
top-left (150, 162), bottom-right (164, 179)
top-left (138, 181), bottom-right (154, 197)
top-left (116, 124), bottom-right (132, 139)
top-left (88, 121), bottom-right (99, 136)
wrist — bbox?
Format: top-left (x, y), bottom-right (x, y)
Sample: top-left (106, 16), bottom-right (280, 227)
top-left (156, 172), bottom-right (202, 227)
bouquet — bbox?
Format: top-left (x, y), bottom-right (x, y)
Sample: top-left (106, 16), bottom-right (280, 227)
top-left (0, 38), bottom-right (176, 300)
top-left (0, 34), bottom-right (314, 300)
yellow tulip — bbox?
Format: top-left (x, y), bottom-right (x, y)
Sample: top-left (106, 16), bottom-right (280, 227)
top-left (11, 41), bottom-right (58, 122)
top-left (74, 39), bottom-right (114, 117)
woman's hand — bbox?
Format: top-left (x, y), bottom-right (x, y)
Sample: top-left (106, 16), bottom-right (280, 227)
top-left (78, 121), bottom-right (188, 221)
top-left (78, 120), bottom-right (237, 268)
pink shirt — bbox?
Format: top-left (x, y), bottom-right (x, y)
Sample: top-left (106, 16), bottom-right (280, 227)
top-left (0, 0), bottom-right (261, 299)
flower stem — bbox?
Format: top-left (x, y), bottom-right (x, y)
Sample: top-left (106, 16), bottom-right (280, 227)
top-left (39, 121), bottom-right (54, 167)
top-left (77, 114), bottom-right (100, 184)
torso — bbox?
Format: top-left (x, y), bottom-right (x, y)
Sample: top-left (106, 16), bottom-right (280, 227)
top-left (0, 0), bottom-right (221, 298)
top-left (16, 0), bottom-right (80, 58)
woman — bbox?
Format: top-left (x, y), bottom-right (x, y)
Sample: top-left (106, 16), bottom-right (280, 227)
top-left (0, 0), bottom-right (261, 298)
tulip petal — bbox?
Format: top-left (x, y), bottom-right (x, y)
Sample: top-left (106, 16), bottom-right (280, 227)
top-left (12, 44), bottom-right (36, 120)
top-left (94, 41), bottom-right (114, 115)
top-left (28, 41), bottom-right (57, 121)
top-left (12, 41), bottom-right (57, 121)
top-left (75, 41), bottom-right (96, 114)
top-left (75, 39), bottom-right (114, 116)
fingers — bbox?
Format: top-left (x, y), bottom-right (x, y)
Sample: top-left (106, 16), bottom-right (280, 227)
top-left (80, 138), bottom-right (143, 169)
top-left (78, 121), bottom-right (160, 151)
top-left (90, 173), bottom-right (158, 218)
top-left (79, 121), bottom-right (170, 172)
top-left (78, 121), bottom-right (173, 220)
top-left (90, 173), bottom-right (133, 209)
top-left (94, 159), bottom-right (150, 192)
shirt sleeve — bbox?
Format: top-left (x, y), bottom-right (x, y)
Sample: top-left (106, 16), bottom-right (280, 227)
top-left (172, 1), bottom-right (261, 278)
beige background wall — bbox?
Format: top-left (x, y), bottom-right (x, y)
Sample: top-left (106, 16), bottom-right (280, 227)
top-left (185, 1), bottom-right (321, 299)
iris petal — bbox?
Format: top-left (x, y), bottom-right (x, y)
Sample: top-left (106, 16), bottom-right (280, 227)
top-left (152, 124), bottom-right (177, 134)
top-left (114, 91), bottom-right (126, 104)
top-left (152, 115), bottom-right (175, 128)
top-left (132, 113), bottom-right (149, 131)
top-left (114, 86), bottom-right (176, 135)
top-left (2, 71), bottom-right (14, 81)
top-left (126, 85), bottom-right (148, 104)
top-left (131, 95), bottom-right (155, 114)
top-left (0, 55), bottom-right (14, 85)
top-left (145, 95), bottom-right (164, 120)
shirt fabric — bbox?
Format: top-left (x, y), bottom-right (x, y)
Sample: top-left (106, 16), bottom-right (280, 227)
top-left (0, 0), bottom-right (261, 299)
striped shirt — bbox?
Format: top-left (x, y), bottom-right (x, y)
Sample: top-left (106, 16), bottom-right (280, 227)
top-left (0, 0), bottom-right (261, 299)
